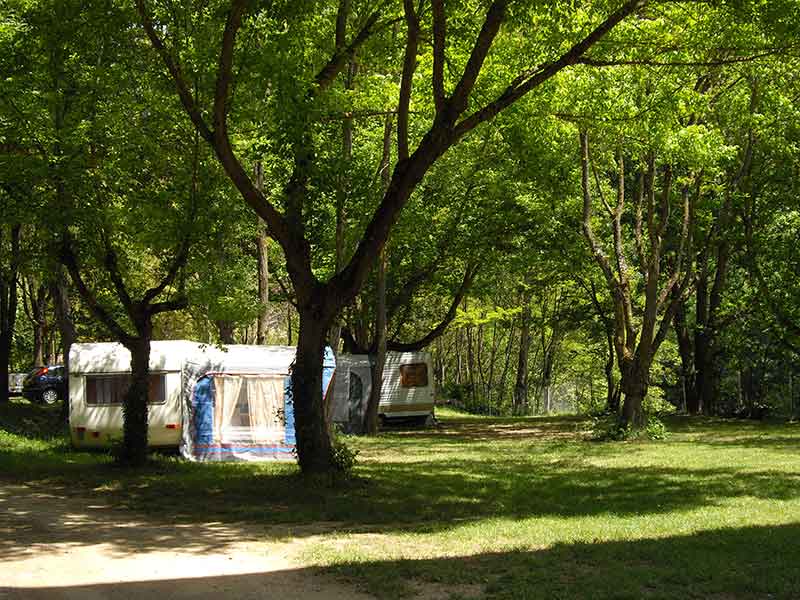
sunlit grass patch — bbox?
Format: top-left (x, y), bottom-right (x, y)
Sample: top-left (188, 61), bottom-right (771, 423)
top-left (2, 399), bottom-right (800, 598)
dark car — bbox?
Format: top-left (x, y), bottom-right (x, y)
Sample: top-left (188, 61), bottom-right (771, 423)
top-left (22, 365), bottom-right (67, 405)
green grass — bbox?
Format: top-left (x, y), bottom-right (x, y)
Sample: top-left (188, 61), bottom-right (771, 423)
top-left (2, 399), bottom-right (800, 598)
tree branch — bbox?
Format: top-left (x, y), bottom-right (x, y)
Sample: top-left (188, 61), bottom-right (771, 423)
top-left (101, 233), bottom-right (134, 316)
top-left (453, 0), bottom-right (647, 139)
top-left (431, 0), bottom-right (446, 114)
top-left (314, 10), bottom-right (384, 93)
top-left (149, 297), bottom-right (189, 315)
top-left (59, 233), bottom-right (132, 344)
top-left (447, 0), bottom-right (508, 119)
top-left (576, 48), bottom-right (796, 68)
top-left (141, 235), bottom-right (191, 306)
top-left (397, 0), bottom-right (420, 161)
top-left (387, 262), bottom-right (478, 352)
top-left (135, 0), bottom-right (214, 143)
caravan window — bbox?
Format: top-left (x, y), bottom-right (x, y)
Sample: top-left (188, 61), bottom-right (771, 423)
top-left (212, 375), bottom-right (285, 443)
top-left (86, 374), bottom-right (167, 406)
top-left (400, 363), bottom-right (428, 388)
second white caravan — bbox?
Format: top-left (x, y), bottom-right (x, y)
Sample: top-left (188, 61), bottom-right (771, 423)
top-left (330, 351), bottom-right (435, 432)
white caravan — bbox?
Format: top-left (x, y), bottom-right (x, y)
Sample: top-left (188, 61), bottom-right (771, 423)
top-left (68, 340), bottom-right (335, 461)
top-left (331, 351), bottom-right (435, 431)
top-left (69, 340), bottom-right (192, 448)
top-left (380, 351), bottom-right (435, 420)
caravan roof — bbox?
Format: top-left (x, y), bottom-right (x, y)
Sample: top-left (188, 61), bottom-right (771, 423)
top-left (194, 344), bottom-right (299, 374)
top-left (69, 340), bottom-right (199, 374)
top-left (70, 340), bottom-right (334, 376)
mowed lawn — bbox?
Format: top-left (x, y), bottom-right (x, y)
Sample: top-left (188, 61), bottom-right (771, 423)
top-left (2, 400), bottom-right (800, 599)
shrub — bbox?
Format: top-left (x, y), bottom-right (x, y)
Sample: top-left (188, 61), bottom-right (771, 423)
top-left (592, 414), bottom-right (668, 441)
top-left (331, 431), bottom-right (359, 475)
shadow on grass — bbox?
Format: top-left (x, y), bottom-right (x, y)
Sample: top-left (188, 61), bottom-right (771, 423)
top-left (3, 524), bottom-right (799, 599)
top-left (329, 522), bottom-right (800, 599)
top-left (3, 401), bottom-right (800, 558)
top-left (380, 414), bottom-right (591, 445)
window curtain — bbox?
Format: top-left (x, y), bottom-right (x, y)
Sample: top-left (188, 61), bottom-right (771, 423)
top-left (213, 376), bottom-right (244, 443)
top-left (246, 377), bottom-right (283, 442)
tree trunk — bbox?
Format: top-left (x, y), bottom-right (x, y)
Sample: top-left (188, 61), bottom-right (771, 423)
top-left (673, 298), bottom-right (695, 413)
top-left (51, 266), bottom-right (76, 421)
top-left (513, 296), bottom-right (531, 415)
top-left (0, 329), bottom-right (11, 405)
top-left (23, 279), bottom-right (50, 367)
top-left (0, 224), bottom-right (21, 405)
top-left (619, 359), bottom-right (649, 429)
top-left (292, 308), bottom-right (334, 474)
top-left (120, 335), bottom-right (151, 466)
top-left (216, 320), bottom-right (236, 344)
top-left (364, 248), bottom-right (386, 435)
top-left (255, 162), bottom-right (270, 345)
top-left (497, 323), bottom-right (515, 412)
top-left (604, 327), bottom-right (620, 414)
top-left (363, 115), bottom-right (392, 434)
top-left (287, 304), bottom-right (293, 345)
top-left (540, 330), bottom-right (556, 415)
top-left (33, 324), bottom-right (45, 366)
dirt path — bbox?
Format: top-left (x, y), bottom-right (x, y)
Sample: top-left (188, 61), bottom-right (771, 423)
top-left (0, 484), bottom-right (373, 600)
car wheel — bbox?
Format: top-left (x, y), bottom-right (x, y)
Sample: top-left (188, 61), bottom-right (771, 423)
top-left (41, 388), bottom-right (59, 405)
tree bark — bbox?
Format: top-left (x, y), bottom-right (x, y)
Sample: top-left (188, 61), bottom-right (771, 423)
top-left (60, 231), bottom-right (188, 466)
top-left (0, 224), bottom-right (21, 405)
top-left (255, 161), bottom-right (270, 345)
top-left (216, 320), bottom-right (236, 344)
top-left (673, 296), bottom-right (695, 413)
top-left (22, 278), bottom-right (50, 367)
top-left (51, 266), bottom-right (76, 421)
top-left (513, 294), bottom-right (531, 415)
top-left (365, 248), bottom-right (387, 435)
top-left (604, 326), bottom-right (620, 414)
top-left (620, 359), bottom-right (648, 428)
top-left (580, 132), bottom-right (693, 431)
top-left (292, 305), bottom-right (334, 473)
top-left (364, 115), bottom-right (392, 435)
top-left (120, 334), bottom-right (151, 466)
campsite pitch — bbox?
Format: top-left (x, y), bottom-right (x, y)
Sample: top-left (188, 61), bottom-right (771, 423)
top-left (2, 401), bottom-right (800, 599)
top-left (0, 483), bottom-right (372, 600)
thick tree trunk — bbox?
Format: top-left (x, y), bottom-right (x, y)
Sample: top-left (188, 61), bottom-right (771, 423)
top-left (543, 385), bottom-right (552, 414)
top-left (120, 335), bottom-right (151, 466)
top-left (292, 307), bottom-right (335, 474)
top-left (619, 360), bottom-right (649, 429)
